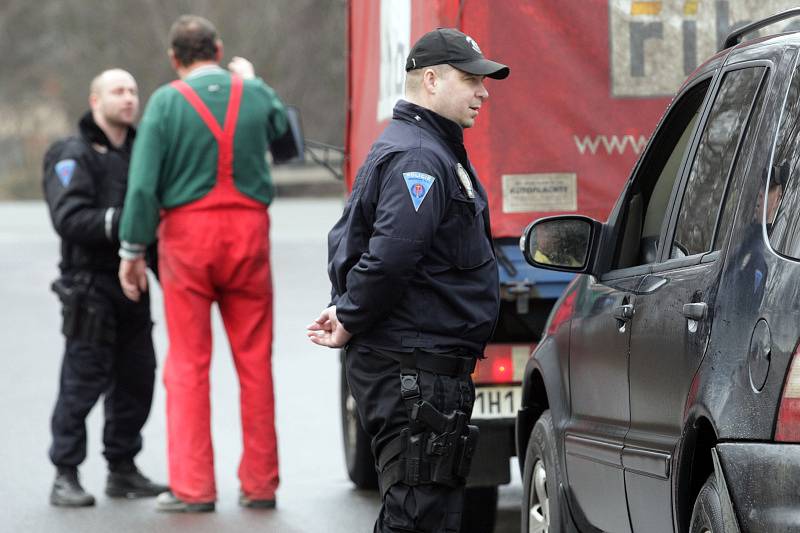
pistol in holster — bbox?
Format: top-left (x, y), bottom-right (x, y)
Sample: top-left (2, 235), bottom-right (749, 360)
top-left (51, 276), bottom-right (116, 345)
top-left (378, 400), bottom-right (480, 495)
top-left (411, 400), bottom-right (480, 485)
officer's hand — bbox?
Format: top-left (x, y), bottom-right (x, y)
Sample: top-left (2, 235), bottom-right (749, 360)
top-left (228, 56), bottom-right (255, 80)
top-left (119, 257), bottom-right (148, 302)
top-left (307, 305), bottom-right (352, 348)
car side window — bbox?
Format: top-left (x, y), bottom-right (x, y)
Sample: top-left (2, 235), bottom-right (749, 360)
top-left (714, 76), bottom-right (767, 252)
top-left (768, 62), bottom-right (800, 259)
top-left (613, 80), bottom-right (710, 270)
top-left (670, 67), bottom-right (766, 259)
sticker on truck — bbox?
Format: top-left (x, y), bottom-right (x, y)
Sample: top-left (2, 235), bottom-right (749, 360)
top-left (501, 173), bottom-right (577, 213)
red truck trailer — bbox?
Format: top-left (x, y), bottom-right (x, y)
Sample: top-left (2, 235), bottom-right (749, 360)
top-left (336, 0), bottom-right (715, 528)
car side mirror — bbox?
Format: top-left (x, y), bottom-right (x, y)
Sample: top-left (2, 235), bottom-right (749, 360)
top-left (521, 215), bottom-right (598, 272)
top-left (270, 105), bottom-right (305, 165)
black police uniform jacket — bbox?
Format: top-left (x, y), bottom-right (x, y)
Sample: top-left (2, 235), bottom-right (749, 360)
top-left (43, 112), bottom-right (134, 274)
top-left (328, 100), bottom-right (500, 356)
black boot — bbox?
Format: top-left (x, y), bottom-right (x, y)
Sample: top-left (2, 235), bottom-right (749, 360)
top-left (105, 461), bottom-right (169, 498)
top-left (51, 467), bottom-right (95, 507)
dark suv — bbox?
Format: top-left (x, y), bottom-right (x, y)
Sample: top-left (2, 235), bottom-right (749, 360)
top-left (516, 10), bottom-right (800, 533)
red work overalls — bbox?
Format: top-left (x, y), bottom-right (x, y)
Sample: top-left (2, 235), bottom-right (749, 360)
top-left (158, 75), bottom-right (278, 503)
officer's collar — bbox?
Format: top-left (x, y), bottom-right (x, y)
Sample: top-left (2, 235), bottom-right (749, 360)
top-left (78, 111), bottom-right (135, 151)
top-left (393, 100), bottom-right (464, 145)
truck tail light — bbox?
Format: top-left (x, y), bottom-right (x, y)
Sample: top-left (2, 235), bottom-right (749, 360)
top-left (473, 344), bottom-right (534, 385)
top-left (775, 350), bottom-right (800, 442)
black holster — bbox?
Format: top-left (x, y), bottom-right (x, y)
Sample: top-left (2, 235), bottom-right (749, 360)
top-left (377, 370), bottom-right (479, 496)
top-left (51, 275), bottom-right (116, 345)
top-left (413, 400), bottom-right (479, 485)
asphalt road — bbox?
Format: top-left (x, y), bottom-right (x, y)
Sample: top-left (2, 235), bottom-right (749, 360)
top-left (0, 198), bottom-right (521, 533)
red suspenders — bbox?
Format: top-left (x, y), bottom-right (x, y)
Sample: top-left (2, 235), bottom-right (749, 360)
top-left (170, 74), bottom-right (243, 183)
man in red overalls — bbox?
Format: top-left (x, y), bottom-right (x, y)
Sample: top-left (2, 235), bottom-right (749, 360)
top-left (118, 15), bottom-right (289, 512)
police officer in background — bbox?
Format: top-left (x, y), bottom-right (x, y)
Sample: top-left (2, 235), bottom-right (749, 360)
top-left (307, 28), bottom-right (508, 533)
top-left (43, 69), bottom-right (166, 507)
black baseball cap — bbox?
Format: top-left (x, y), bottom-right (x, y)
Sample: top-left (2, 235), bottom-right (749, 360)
top-left (405, 28), bottom-right (510, 80)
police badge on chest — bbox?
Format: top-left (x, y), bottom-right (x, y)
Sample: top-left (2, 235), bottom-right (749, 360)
top-left (456, 164), bottom-right (475, 199)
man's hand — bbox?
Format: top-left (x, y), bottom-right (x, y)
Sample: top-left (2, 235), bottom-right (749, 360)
top-left (307, 306), bottom-right (352, 348)
top-left (228, 56), bottom-right (255, 80)
top-left (119, 257), bottom-right (148, 302)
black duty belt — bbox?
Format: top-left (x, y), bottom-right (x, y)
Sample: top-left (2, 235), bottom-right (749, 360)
top-left (375, 347), bottom-right (476, 377)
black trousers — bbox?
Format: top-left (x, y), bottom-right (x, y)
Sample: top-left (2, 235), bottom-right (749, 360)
top-left (345, 345), bottom-right (475, 533)
top-left (49, 272), bottom-right (156, 468)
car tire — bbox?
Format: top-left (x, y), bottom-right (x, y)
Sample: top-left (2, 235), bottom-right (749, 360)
top-left (689, 474), bottom-right (725, 533)
top-left (461, 485), bottom-right (498, 533)
top-left (522, 410), bottom-right (563, 533)
top-left (340, 356), bottom-right (379, 489)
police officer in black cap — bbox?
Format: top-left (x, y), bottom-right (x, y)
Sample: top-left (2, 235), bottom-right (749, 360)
top-left (308, 28), bottom-right (508, 533)
top-left (43, 69), bottom-right (166, 507)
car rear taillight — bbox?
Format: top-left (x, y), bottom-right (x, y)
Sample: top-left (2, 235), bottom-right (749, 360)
top-left (472, 344), bottom-right (533, 385)
top-left (775, 351), bottom-right (800, 442)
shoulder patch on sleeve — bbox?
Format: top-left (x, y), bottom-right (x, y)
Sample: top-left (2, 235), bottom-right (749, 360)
top-left (402, 172), bottom-right (436, 212)
top-left (54, 159), bottom-right (77, 187)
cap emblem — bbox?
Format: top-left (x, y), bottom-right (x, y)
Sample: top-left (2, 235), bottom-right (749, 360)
top-left (465, 35), bottom-right (481, 54)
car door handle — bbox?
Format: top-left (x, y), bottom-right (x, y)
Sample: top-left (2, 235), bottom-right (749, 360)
top-left (683, 302), bottom-right (707, 321)
top-left (614, 304), bottom-right (634, 321)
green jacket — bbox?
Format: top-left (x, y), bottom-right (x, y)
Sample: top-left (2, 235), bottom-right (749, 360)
top-left (119, 66), bottom-right (288, 251)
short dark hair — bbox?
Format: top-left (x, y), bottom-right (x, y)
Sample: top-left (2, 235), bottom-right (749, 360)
top-left (169, 15), bottom-right (219, 67)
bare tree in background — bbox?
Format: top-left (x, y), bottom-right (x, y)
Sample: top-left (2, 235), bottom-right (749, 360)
top-left (0, 0), bottom-right (346, 199)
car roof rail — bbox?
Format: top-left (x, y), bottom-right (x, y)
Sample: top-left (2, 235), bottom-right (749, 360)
top-left (722, 8), bottom-right (800, 50)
